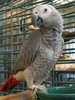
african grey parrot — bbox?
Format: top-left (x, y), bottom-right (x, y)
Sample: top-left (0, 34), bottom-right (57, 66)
top-left (0, 4), bottom-right (64, 92)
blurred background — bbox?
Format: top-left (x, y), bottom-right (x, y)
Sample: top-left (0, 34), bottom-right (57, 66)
top-left (0, 0), bottom-right (75, 96)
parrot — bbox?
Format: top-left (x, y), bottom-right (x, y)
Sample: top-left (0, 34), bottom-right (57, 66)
top-left (0, 4), bottom-right (64, 92)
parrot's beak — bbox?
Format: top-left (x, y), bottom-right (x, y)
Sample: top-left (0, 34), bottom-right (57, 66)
top-left (32, 15), bottom-right (43, 28)
top-left (37, 16), bottom-right (43, 27)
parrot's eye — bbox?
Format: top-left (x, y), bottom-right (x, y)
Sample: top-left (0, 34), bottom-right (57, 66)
top-left (44, 8), bottom-right (47, 13)
top-left (35, 12), bottom-right (37, 14)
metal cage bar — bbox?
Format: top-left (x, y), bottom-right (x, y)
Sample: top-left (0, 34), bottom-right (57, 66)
top-left (0, 0), bottom-right (75, 96)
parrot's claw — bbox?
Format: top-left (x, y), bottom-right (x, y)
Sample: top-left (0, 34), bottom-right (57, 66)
top-left (31, 85), bottom-right (47, 93)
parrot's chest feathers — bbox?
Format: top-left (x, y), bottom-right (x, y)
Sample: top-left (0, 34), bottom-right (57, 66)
top-left (41, 29), bottom-right (61, 49)
top-left (33, 29), bottom-right (63, 83)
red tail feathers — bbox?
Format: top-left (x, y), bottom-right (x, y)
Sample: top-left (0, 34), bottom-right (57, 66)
top-left (0, 75), bottom-right (20, 92)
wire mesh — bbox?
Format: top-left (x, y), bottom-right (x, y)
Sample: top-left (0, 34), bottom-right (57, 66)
top-left (0, 0), bottom-right (52, 96)
top-left (0, 0), bottom-right (75, 96)
top-left (52, 0), bottom-right (75, 86)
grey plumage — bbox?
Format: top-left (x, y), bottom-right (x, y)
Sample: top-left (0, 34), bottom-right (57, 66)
top-left (12, 30), bottom-right (41, 74)
top-left (12, 4), bottom-right (64, 92)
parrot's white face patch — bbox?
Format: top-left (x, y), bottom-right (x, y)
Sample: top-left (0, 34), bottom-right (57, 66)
top-left (33, 6), bottom-right (52, 16)
top-left (32, 4), bottom-right (62, 29)
top-left (32, 5), bottom-right (53, 27)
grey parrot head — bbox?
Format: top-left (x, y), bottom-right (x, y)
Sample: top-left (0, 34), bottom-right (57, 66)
top-left (32, 4), bottom-right (63, 30)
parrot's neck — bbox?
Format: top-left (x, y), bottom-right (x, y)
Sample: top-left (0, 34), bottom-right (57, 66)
top-left (40, 27), bottom-right (62, 50)
top-left (40, 27), bottom-right (61, 40)
top-left (40, 26), bottom-right (61, 33)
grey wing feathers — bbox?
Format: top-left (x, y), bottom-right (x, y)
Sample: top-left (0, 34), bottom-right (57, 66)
top-left (12, 30), bottom-right (41, 74)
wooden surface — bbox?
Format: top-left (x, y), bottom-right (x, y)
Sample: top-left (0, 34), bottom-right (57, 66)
top-left (0, 90), bottom-right (36, 100)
